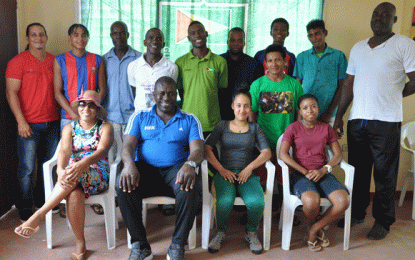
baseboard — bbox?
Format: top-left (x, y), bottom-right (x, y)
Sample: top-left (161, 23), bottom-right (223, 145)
top-left (369, 191), bottom-right (413, 200)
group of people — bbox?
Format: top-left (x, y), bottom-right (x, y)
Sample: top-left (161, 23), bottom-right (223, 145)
top-left (6, 1), bottom-right (415, 260)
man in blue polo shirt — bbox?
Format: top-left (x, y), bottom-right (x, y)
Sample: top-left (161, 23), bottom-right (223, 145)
top-left (293, 19), bottom-right (347, 124)
top-left (103, 21), bottom-right (141, 164)
top-left (117, 76), bottom-right (204, 260)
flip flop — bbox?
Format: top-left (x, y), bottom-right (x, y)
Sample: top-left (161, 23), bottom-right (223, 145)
top-left (317, 230), bottom-right (330, 247)
top-left (14, 225), bottom-right (39, 238)
top-left (307, 240), bottom-right (322, 252)
top-left (70, 250), bottom-right (86, 260)
top-left (90, 204), bottom-right (104, 215)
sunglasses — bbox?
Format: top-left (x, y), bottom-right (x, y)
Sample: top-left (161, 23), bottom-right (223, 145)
top-left (78, 101), bottom-right (98, 109)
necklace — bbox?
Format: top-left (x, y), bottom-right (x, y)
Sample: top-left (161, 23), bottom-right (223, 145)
top-left (231, 121), bottom-right (248, 133)
top-left (301, 120), bottom-right (317, 136)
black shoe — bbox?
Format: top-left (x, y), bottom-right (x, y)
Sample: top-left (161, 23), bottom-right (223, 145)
top-left (337, 217), bottom-right (364, 228)
top-left (367, 222), bottom-right (389, 240)
top-left (129, 242), bottom-right (153, 260)
top-left (167, 243), bottom-right (185, 260)
top-left (162, 204), bottom-right (175, 216)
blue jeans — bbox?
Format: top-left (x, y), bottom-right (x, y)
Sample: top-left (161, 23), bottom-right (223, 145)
top-left (16, 120), bottom-right (60, 220)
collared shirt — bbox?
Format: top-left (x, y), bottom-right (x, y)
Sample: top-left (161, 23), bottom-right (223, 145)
top-left (219, 51), bottom-right (263, 120)
top-left (127, 55), bottom-right (178, 113)
top-left (103, 46), bottom-right (141, 124)
top-left (124, 105), bottom-right (204, 167)
top-left (293, 45), bottom-right (347, 117)
top-left (175, 49), bottom-right (228, 132)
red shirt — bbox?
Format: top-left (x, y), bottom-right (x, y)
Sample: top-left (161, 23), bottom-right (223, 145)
top-left (282, 121), bottom-right (338, 170)
top-left (6, 51), bottom-right (59, 123)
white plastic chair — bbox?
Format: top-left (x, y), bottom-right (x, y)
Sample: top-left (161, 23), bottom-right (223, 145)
top-left (43, 142), bottom-right (118, 250)
top-left (201, 157), bottom-right (276, 251)
top-left (117, 159), bottom-right (197, 250)
top-left (276, 134), bottom-right (354, 251)
top-left (398, 122), bottom-right (415, 220)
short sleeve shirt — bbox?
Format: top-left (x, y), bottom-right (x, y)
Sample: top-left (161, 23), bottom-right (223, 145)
top-left (103, 46), bottom-right (142, 124)
top-left (346, 34), bottom-right (415, 122)
top-left (6, 51), bottom-right (59, 123)
top-left (293, 46), bottom-right (347, 117)
top-left (205, 121), bottom-right (269, 171)
top-left (282, 121), bottom-right (337, 170)
top-left (175, 49), bottom-right (228, 132)
top-left (124, 106), bottom-right (204, 167)
top-left (127, 55), bottom-right (178, 113)
top-left (250, 75), bottom-right (304, 147)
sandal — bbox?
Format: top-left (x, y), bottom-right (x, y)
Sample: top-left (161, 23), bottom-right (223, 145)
top-left (70, 250), bottom-right (86, 260)
top-left (317, 230), bottom-right (330, 247)
top-left (90, 204), bottom-right (104, 215)
top-left (14, 225), bottom-right (39, 238)
top-left (307, 240), bottom-right (322, 252)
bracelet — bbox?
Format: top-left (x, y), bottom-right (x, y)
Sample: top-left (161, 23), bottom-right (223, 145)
top-left (324, 164), bottom-right (332, 173)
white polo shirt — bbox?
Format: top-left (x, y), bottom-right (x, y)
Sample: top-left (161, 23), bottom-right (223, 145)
top-left (127, 54), bottom-right (179, 113)
top-left (347, 34), bottom-right (415, 122)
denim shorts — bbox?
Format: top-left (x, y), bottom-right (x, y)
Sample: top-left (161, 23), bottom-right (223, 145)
top-left (289, 170), bottom-right (348, 199)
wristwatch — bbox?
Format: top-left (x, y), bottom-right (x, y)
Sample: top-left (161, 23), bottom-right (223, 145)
top-left (185, 161), bottom-right (197, 168)
top-left (324, 164), bottom-right (332, 173)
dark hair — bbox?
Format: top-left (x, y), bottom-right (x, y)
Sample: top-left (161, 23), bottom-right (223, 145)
top-left (228, 27), bottom-right (245, 39)
top-left (264, 44), bottom-right (286, 61)
top-left (26, 23), bottom-right (47, 37)
top-left (306, 19), bottom-right (326, 32)
top-left (270, 18), bottom-right (289, 32)
top-left (232, 90), bottom-right (252, 104)
top-left (26, 23), bottom-right (47, 51)
top-left (68, 24), bottom-right (89, 38)
top-left (110, 21), bottom-right (128, 33)
top-left (155, 76), bottom-right (176, 90)
top-left (188, 20), bottom-right (205, 33)
top-left (297, 94), bottom-right (319, 109)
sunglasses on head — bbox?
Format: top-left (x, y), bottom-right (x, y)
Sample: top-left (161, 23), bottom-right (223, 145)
top-left (78, 101), bottom-right (98, 109)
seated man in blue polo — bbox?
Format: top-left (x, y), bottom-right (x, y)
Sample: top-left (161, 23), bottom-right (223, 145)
top-left (117, 76), bottom-right (204, 260)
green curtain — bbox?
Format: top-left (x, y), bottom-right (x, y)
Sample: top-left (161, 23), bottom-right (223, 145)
top-left (82, 0), bottom-right (323, 59)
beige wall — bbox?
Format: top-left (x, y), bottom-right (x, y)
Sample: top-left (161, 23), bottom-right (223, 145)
top-left (17, 0), bottom-right (415, 192)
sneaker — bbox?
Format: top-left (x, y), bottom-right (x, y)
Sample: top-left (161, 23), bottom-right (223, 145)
top-left (337, 217), bottom-right (364, 228)
top-left (52, 206), bottom-right (60, 214)
top-left (208, 232), bottom-right (226, 253)
top-left (367, 222), bottom-right (389, 240)
top-left (166, 243), bottom-right (185, 260)
top-left (129, 242), bottom-right (153, 260)
top-left (245, 231), bottom-right (263, 255)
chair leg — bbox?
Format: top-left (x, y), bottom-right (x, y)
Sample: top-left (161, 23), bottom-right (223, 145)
top-left (263, 195), bottom-right (272, 251)
top-left (46, 210), bottom-right (53, 249)
top-left (102, 199), bottom-right (116, 250)
top-left (412, 171), bottom-right (415, 220)
top-left (278, 204), bottom-right (284, 230)
top-left (142, 202), bottom-right (148, 228)
top-left (281, 205), bottom-right (294, 251)
top-left (127, 230), bottom-right (132, 249)
top-left (343, 205), bottom-right (351, 251)
top-left (201, 197), bottom-right (213, 249)
top-left (188, 218), bottom-right (197, 250)
top-left (399, 171), bottom-right (412, 207)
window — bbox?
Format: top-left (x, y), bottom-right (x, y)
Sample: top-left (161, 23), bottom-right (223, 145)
top-left (78, 0), bottom-right (323, 59)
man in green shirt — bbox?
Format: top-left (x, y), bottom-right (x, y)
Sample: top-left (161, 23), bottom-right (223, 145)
top-left (250, 44), bottom-right (303, 150)
top-left (176, 21), bottom-right (228, 136)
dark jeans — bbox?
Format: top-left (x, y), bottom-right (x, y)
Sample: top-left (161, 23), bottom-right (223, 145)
top-left (16, 120), bottom-right (60, 220)
top-left (116, 161), bottom-right (201, 246)
top-left (347, 119), bottom-right (401, 229)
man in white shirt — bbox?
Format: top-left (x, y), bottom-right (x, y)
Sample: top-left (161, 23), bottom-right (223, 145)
top-left (127, 28), bottom-right (178, 113)
top-left (334, 2), bottom-right (415, 240)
